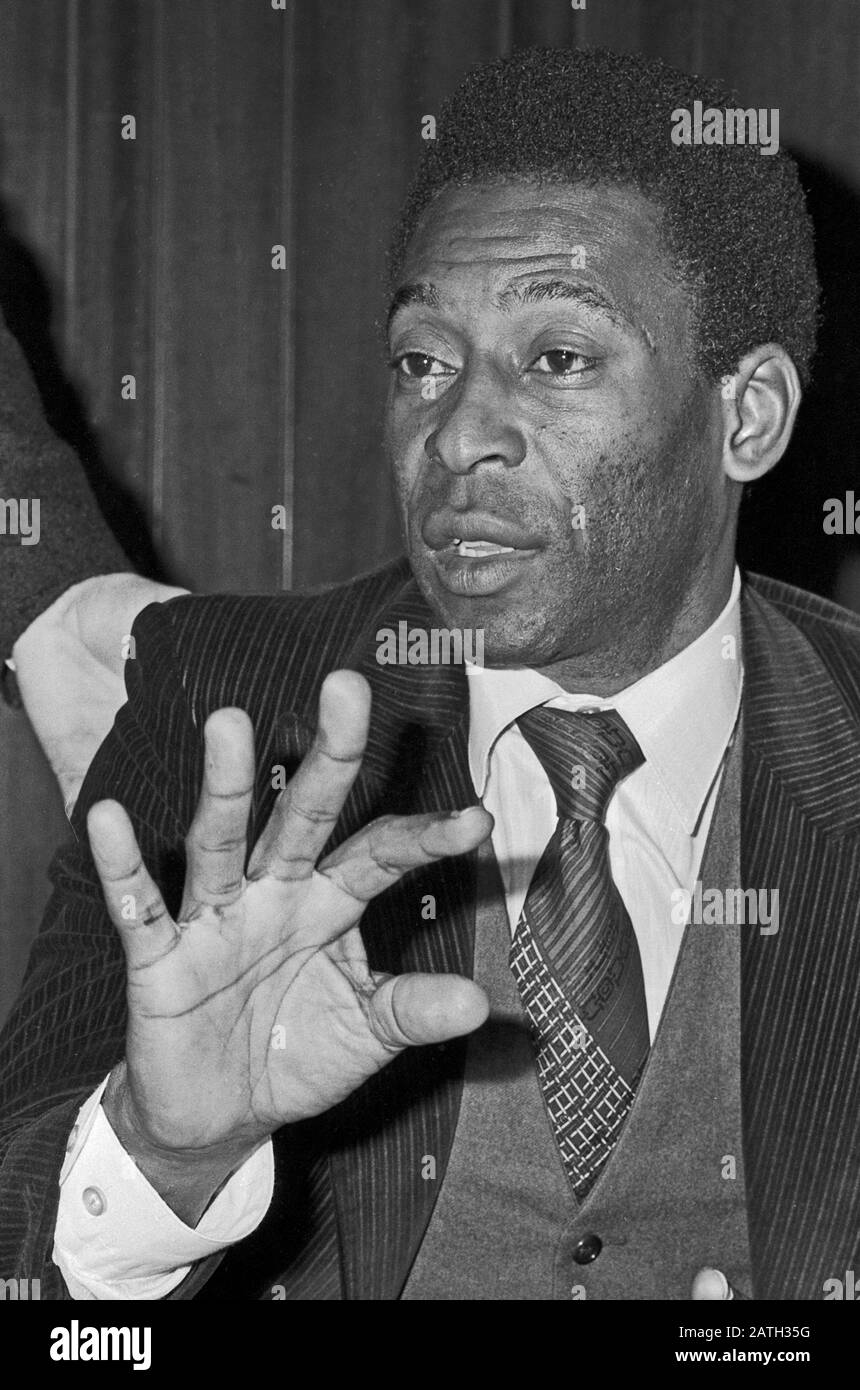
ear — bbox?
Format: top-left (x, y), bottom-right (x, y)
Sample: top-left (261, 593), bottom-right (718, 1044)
top-left (718, 345), bottom-right (802, 483)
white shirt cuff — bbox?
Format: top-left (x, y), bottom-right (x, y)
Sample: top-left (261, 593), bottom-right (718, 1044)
top-left (53, 1076), bottom-right (274, 1300)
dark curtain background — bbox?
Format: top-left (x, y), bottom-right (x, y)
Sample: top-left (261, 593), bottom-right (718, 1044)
top-left (2, 0), bottom-right (859, 1025)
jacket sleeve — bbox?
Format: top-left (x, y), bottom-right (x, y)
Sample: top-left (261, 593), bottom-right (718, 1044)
top-left (0, 596), bottom-right (212, 1297)
top-left (0, 311), bottom-right (128, 661)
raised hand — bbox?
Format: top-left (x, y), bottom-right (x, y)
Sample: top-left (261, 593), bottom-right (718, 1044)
top-left (87, 669), bottom-right (491, 1209)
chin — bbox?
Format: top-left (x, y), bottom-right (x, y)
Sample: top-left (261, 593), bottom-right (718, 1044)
top-left (408, 555), bottom-right (568, 661)
top-left (469, 613), bottom-right (558, 668)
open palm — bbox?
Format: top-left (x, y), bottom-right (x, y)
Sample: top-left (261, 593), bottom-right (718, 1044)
top-left (87, 670), bottom-right (491, 1158)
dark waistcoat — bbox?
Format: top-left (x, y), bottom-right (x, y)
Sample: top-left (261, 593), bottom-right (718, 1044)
top-left (402, 719), bottom-right (750, 1299)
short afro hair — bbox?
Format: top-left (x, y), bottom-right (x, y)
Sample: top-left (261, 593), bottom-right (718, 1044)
top-left (390, 47), bottom-right (819, 387)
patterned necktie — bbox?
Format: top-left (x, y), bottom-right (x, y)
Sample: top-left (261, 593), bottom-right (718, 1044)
top-left (509, 705), bottom-right (650, 1199)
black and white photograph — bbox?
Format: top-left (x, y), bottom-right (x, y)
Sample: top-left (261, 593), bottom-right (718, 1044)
top-left (0, 0), bottom-right (858, 1355)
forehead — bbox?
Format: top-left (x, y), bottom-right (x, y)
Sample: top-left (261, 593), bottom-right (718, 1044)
top-left (394, 180), bottom-right (690, 346)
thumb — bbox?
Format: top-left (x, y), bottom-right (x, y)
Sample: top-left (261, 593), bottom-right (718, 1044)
top-left (368, 972), bottom-right (490, 1050)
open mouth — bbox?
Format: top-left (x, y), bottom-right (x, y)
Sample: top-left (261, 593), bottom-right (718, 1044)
top-left (422, 510), bottom-right (543, 554)
top-left (448, 538), bottom-right (518, 558)
top-left (424, 521), bottom-right (542, 596)
top-left (418, 510), bottom-right (544, 595)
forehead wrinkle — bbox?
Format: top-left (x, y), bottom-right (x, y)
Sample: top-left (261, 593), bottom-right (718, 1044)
top-left (442, 230), bottom-right (566, 249)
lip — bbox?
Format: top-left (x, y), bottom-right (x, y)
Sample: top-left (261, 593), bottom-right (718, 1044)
top-left (430, 544), bottom-right (540, 596)
top-left (422, 510), bottom-right (543, 552)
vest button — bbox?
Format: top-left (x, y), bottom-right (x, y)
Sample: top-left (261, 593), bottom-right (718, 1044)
top-left (572, 1232), bottom-right (602, 1264)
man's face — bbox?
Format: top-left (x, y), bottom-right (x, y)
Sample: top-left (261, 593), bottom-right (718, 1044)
top-left (384, 180), bottom-right (735, 676)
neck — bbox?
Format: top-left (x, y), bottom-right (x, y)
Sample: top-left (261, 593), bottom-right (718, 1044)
top-left (533, 562), bottom-right (736, 697)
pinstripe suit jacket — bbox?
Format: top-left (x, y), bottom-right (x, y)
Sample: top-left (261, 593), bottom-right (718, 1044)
top-left (0, 559), bottom-right (858, 1299)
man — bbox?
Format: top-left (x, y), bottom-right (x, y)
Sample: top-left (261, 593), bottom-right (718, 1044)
top-left (0, 46), bottom-right (857, 1301)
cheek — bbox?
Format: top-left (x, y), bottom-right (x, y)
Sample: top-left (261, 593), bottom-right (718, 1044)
top-left (541, 397), bottom-right (711, 558)
top-left (537, 414), bottom-right (645, 534)
top-left (384, 406), bottom-right (423, 513)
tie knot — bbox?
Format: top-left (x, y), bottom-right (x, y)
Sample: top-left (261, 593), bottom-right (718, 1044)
top-left (516, 705), bottom-right (644, 823)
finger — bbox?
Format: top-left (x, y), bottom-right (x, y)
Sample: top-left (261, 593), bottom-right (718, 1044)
top-left (87, 800), bottom-right (177, 968)
top-left (182, 707), bottom-right (255, 914)
top-left (318, 804), bottom-right (493, 905)
top-left (691, 1268), bottom-right (738, 1300)
top-left (367, 972), bottom-right (490, 1050)
top-left (248, 669), bottom-right (370, 882)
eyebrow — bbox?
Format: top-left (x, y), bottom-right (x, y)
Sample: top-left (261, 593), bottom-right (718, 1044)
top-left (386, 282), bottom-right (440, 331)
top-left (386, 277), bottom-right (634, 335)
top-left (494, 278), bottom-right (633, 332)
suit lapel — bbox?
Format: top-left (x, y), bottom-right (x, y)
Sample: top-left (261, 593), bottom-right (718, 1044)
top-left (323, 579), bottom-right (483, 1299)
top-left (740, 577), bottom-right (860, 1297)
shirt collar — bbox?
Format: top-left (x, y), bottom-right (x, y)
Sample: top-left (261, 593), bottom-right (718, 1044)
top-left (466, 567), bottom-right (743, 835)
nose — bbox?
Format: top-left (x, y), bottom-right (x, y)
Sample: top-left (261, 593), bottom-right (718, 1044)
top-left (424, 360), bottom-right (526, 475)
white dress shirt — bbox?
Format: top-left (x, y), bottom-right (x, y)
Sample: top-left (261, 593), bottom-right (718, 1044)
top-left (468, 567), bottom-right (743, 1037)
top-left (53, 567), bottom-right (742, 1298)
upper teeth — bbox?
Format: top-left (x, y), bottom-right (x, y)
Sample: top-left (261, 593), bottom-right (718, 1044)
top-left (453, 539), bottom-right (515, 557)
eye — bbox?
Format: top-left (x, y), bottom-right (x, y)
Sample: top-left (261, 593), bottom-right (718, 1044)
top-left (531, 349), bottom-right (597, 378)
top-left (391, 352), bottom-right (452, 379)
